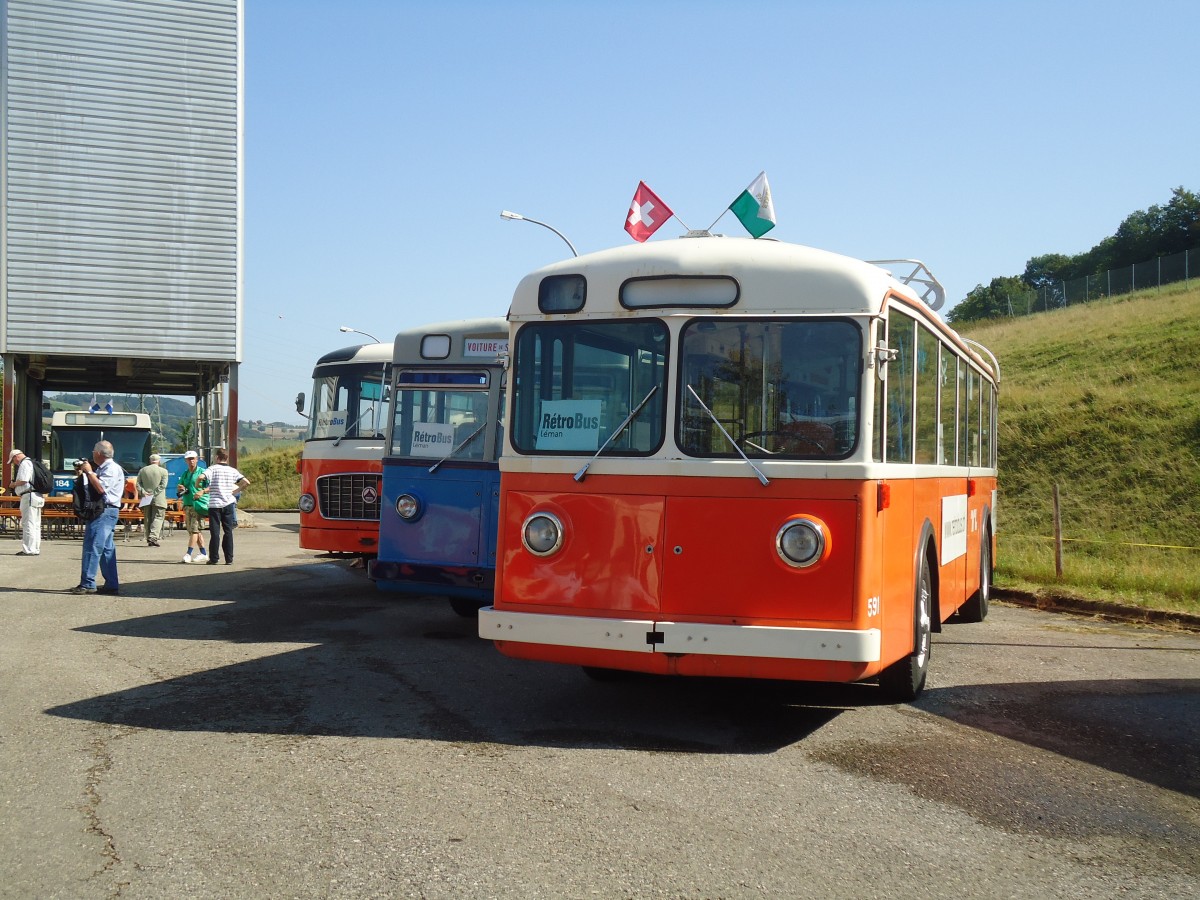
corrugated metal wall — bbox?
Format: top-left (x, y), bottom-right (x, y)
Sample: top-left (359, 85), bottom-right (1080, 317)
top-left (1, 0), bottom-right (241, 360)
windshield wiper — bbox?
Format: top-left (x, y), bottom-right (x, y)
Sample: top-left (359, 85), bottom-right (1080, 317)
top-left (685, 384), bottom-right (769, 486)
top-left (574, 385), bottom-right (658, 482)
top-left (333, 406), bottom-right (379, 447)
top-left (428, 421), bottom-right (488, 473)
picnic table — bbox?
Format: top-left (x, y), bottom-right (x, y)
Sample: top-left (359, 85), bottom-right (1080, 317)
top-left (0, 479), bottom-right (187, 540)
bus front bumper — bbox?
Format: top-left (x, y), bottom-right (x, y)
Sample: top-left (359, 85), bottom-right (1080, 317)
top-left (478, 608), bottom-right (881, 663)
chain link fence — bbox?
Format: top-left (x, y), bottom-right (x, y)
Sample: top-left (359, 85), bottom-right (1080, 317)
top-left (1004, 246), bottom-right (1197, 315)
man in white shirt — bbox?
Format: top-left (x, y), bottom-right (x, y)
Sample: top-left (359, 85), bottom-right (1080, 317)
top-left (8, 448), bottom-right (44, 556)
top-left (202, 447), bottom-right (249, 566)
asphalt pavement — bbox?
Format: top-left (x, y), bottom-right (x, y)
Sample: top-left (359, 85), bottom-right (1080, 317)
top-left (1, 513), bottom-right (1198, 899)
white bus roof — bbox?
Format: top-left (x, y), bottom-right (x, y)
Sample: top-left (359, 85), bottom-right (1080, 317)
top-left (314, 341), bottom-right (394, 369)
top-left (51, 411), bottom-right (152, 427)
top-left (509, 236), bottom-right (936, 320)
top-left (390, 317), bottom-right (509, 366)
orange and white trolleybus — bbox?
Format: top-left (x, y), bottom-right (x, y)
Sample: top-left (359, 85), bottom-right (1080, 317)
top-left (297, 340), bottom-right (392, 555)
top-left (479, 235), bottom-right (998, 700)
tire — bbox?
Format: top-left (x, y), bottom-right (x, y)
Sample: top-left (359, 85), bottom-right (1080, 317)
top-left (958, 530), bottom-right (992, 623)
top-left (448, 597), bottom-right (486, 618)
top-left (879, 551), bottom-right (932, 702)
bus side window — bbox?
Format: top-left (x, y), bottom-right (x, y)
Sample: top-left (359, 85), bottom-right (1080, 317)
top-left (885, 311), bottom-right (916, 464)
top-left (939, 345), bottom-right (957, 465)
top-left (915, 325), bottom-right (939, 465)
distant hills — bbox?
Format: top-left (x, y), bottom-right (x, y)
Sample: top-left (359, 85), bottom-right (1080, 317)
top-left (46, 393), bottom-right (304, 446)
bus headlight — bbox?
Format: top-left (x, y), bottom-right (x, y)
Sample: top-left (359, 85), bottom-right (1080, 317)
top-left (298, 493), bottom-right (316, 513)
top-left (776, 517), bottom-right (827, 568)
top-left (522, 512), bottom-right (564, 556)
top-left (395, 493), bottom-right (421, 520)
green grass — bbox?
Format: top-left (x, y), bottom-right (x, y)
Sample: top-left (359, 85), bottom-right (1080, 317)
top-left (960, 280), bottom-right (1200, 615)
top-left (237, 445), bottom-right (301, 510)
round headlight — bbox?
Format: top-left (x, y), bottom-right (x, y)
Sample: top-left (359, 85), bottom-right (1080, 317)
top-left (395, 493), bottom-right (420, 520)
top-left (522, 512), bottom-right (564, 556)
top-left (298, 493), bottom-right (316, 513)
top-left (776, 518), bottom-right (826, 568)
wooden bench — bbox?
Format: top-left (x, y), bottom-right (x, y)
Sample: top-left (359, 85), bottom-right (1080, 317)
top-left (0, 492), bottom-right (188, 541)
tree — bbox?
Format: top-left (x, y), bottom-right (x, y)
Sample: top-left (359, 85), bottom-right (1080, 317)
top-left (1022, 253), bottom-right (1075, 290)
top-left (172, 420), bottom-right (195, 454)
top-left (1159, 186), bottom-right (1200, 254)
top-left (947, 276), bottom-right (1028, 324)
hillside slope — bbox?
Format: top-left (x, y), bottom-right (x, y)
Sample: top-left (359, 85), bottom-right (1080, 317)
top-left (959, 282), bottom-right (1200, 606)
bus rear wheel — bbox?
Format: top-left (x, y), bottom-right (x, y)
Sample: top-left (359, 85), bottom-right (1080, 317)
top-left (879, 552), bottom-right (932, 702)
top-left (958, 530), bottom-right (992, 623)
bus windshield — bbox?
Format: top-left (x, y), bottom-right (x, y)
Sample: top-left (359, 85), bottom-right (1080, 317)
top-left (307, 363), bottom-right (388, 441)
top-left (51, 427), bottom-right (151, 475)
top-left (390, 373), bottom-right (495, 461)
top-left (678, 318), bottom-right (861, 459)
top-left (511, 320), bottom-right (668, 455)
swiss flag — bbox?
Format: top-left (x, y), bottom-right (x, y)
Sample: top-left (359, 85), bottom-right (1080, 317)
top-left (624, 181), bottom-right (674, 242)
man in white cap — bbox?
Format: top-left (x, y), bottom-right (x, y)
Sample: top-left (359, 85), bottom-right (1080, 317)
top-left (8, 448), bottom-right (44, 556)
top-left (136, 453), bottom-right (170, 547)
top-left (176, 450), bottom-right (208, 563)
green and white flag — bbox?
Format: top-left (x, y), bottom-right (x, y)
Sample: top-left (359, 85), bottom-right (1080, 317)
top-left (729, 171), bottom-right (776, 238)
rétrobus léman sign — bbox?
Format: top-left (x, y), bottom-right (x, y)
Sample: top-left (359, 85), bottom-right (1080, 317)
top-left (536, 399), bottom-right (602, 451)
top-left (409, 423), bottom-right (455, 457)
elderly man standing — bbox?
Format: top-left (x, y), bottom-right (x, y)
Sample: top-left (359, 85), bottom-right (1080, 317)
top-left (71, 440), bottom-right (125, 595)
top-left (203, 447), bottom-right (250, 566)
top-left (136, 453), bottom-right (170, 547)
top-left (8, 448), bottom-right (44, 556)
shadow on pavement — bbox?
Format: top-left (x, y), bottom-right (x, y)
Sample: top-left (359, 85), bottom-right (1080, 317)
top-left (46, 557), bottom-right (863, 753)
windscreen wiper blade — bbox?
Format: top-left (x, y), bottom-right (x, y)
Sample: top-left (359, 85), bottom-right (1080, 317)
top-left (574, 385), bottom-right (658, 482)
top-left (685, 384), bottom-right (769, 486)
top-left (428, 420), bottom-right (488, 473)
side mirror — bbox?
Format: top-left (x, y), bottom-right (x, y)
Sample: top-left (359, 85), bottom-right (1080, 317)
top-left (874, 341), bottom-right (897, 380)
top-left (295, 392), bottom-right (306, 415)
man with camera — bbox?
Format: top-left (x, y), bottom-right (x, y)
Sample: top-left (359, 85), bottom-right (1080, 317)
top-left (70, 440), bottom-right (125, 595)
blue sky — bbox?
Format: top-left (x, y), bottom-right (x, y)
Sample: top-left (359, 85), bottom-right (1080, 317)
top-left (241, 0), bottom-right (1199, 423)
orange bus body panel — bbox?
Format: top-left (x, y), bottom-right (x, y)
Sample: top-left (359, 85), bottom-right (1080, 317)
top-left (497, 472), bottom-right (893, 679)
top-left (493, 470), bottom-right (995, 682)
top-left (298, 458), bottom-right (382, 553)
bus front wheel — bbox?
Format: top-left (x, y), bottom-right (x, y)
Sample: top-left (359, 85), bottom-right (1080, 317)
top-left (879, 552), bottom-right (932, 702)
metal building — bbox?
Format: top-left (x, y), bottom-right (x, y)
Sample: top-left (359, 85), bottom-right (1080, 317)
top-left (1, 0), bottom-right (242, 479)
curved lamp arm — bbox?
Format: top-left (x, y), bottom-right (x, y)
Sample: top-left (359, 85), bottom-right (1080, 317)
top-left (500, 210), bottom-right (578, 257)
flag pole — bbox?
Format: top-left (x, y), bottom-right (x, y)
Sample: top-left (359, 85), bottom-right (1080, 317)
top-left (671, 212), bottom-right (692, 231)
top-left (705, 208), bottom-right (729, 232)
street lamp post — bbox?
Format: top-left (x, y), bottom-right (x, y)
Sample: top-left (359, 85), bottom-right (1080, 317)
top-left (339, 326), bottom-right (381, 343)
top-left (500, 210), bottom-right (578, 257)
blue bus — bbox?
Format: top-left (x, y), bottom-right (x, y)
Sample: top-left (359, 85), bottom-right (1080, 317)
top-left (368, 318), bottom-right (509, 616)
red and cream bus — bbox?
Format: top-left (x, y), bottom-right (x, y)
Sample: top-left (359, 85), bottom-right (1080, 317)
top-left (297, 340), bottom-right (392, 555)
top-left (479, 236), bottom-right (998, 700)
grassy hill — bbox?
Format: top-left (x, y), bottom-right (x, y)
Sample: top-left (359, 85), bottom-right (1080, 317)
top-left (959, 281), bottom-right (1200, 614)
top-left (237, 445), bottom-right (302, 510)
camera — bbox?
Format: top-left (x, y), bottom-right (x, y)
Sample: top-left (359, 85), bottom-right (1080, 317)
top-left (73, 459), bottom-right (86, 469)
